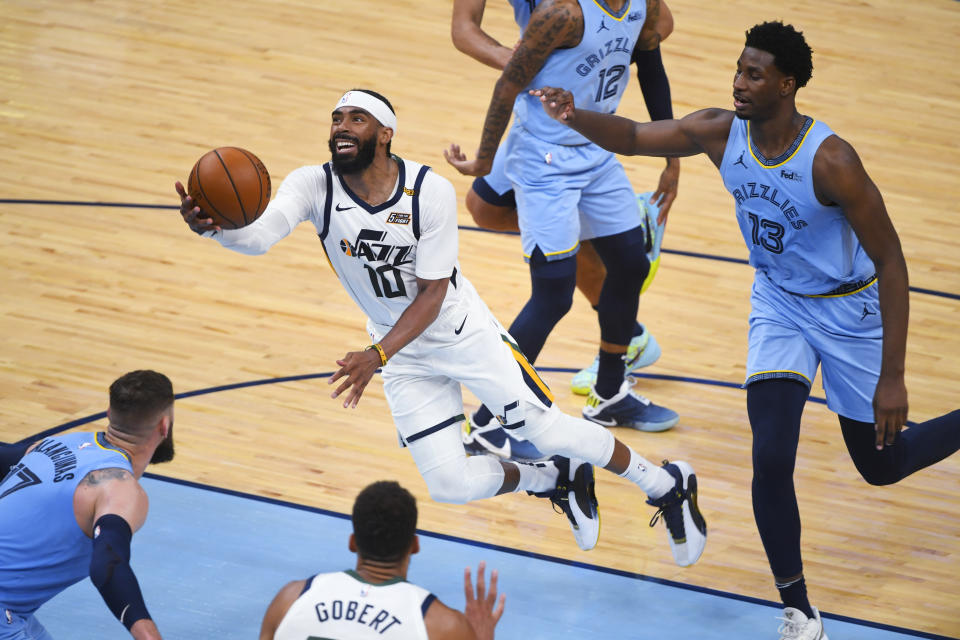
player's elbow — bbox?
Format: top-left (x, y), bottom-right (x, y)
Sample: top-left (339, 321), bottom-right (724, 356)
top-left (450, 23), bottom-right (479, 57)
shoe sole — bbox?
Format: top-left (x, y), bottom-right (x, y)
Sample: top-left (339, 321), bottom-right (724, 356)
top-left (582, 410), bottom-right (679, 432)
top-left (672, 461), bottom-right (707, 567)
top-left (568, 461), bottom-right (600, 551)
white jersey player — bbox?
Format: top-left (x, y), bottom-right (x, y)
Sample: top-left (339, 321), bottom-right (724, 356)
top-left (260, 481), bottom-right (504, 640)
top-left (175, 88), bottom-right (706, 565)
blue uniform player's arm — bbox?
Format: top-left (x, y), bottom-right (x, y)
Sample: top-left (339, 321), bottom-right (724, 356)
top-left (0, 442), bottom-right (31, 478)
top-left (447, 0), bottom-right (583, 177)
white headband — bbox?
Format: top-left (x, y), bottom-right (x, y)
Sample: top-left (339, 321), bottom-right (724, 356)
top-left (335, 91), bottom-right (397, 135)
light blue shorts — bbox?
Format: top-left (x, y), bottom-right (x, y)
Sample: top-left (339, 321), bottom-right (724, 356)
top-left (503, 125), bottom-right (641, 262)
top-left (476, 144), bottom-right (513, 199)
top-left (0, 609), bottom-right (53, 640)
top-left (745, 272), bottom-right (882, 422)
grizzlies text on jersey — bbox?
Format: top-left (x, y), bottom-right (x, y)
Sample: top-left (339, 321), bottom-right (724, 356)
top-left (719, 116), bottom-right (875, 295)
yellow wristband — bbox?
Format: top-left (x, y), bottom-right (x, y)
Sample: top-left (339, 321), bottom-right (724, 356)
top-left (367, 343), bottom-right (387, 366)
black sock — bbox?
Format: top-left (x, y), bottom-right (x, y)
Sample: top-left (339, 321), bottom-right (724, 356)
top-left (595, 350), bottom-right (625, 398)
top-left (473, 405), bottom-right (493, 428)
top-left (776, 576), bottom-right (814, 618)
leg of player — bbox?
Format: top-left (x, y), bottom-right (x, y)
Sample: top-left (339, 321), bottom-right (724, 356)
top-left (519, 404), bottom-right (706, 564)
top-left (747, 379), bottom-right (830, 639)
top-left (581, 226), bottom-right (678, 432)
top-left (464, 183), bottom-right (518, 232)
top-left (570, 195), bottom-right (666, 395)
top-left (461, 178), bottom-right (547, 460)
top-left (839, 410), bottom-right (960, 486)
top-left (465, 249), bottom-right (577, 461)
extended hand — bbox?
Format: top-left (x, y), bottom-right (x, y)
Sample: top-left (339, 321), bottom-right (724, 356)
top-left (651, 158), bottom-right (680, 224)
top-left (530, 86), bottom-right (576, 122)
top-left (463, 561), bottom-right (505, 640)
top-left (443, 144), bottom-right (491, 177)
top-left (174, 181), bottom-right (220, 235)
top-left (328, 348), bottom-right (382, 409)
top-left (872, 373), bottom-right (908, 449)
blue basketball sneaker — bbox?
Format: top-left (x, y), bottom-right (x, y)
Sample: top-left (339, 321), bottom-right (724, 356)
top-left (582, 378), bottom-right (679, 431)
top-left (570, 325), bottom-right (662, 396)
top-left (462, 411), bottom-right (545, 461)
top-left (647, 460), bottom-right (707, 567)
top-left (530, 456), bottom-right (600, 551)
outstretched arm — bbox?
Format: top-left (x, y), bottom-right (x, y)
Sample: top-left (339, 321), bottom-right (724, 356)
top-left (447, 0), bottom-right (582, 176)
top-left (533, 87), bottom-right (732, 163)
top-left (451, 0), bottom-right (513, 70)
top-left (813, 136), bottom-right (909, 449)
top-left (328, 276), bottom-right (448, 408)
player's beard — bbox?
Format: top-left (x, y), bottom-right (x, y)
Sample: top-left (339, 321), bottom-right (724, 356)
top-left (150, 423), bottom-right (175, 464)
top-left (329, 133), bottom-right (377, 174)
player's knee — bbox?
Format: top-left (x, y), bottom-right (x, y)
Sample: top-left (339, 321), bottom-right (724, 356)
top-left (421, 456), bottom-right (502, 504)
top-left (607, 249), bottom-right (650, 289)
top-left (839, 415), bottom-right (905, 486)
top-left (752, 437), bottom-right (795, 483)
top-left (465, 189), bottom-right (517, 232)
top-left (531, 288), bottom-right (574, 322)
top-left (524, 408), bottom-right (615, 467)
top-left (849, 449), bottom-right (902, 486)
top-left (423, 469), bottom-right (473, 504)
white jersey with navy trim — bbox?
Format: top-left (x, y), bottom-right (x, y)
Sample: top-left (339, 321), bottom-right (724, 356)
top-left (211, 156), bottom-right (464, 328)
top-left (719, 116), bottom-right (875, 295)
top-left (273, 570), bottom-right (434, 640)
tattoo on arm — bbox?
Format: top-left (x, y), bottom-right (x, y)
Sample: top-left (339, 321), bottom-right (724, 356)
top-left (83, 468), bottom-right (132, 486)
top-left (638, 0), bottom-right (662, 50)
top-left (477, 0), bottom-right (581, 161)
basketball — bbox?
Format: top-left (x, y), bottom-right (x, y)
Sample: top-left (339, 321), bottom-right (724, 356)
top-left (187, 147), bottom-right (271, 229)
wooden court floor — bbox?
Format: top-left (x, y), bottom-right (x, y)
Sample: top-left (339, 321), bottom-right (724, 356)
top-left (1, 0), bottom-right (958, 636)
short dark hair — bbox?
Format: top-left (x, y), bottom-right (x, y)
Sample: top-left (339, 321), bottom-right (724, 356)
top-left (108, 370), bottom-right (174, 435)
top-left (744, 21), bottom-right (813, 89)
top-left (352, 480), bottom-right (417, 562)
top-left (350, 88), bottom-right (395, 156)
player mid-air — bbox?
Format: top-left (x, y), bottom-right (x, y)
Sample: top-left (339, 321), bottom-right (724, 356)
top-left (176, 88), bottom-right (707, 564)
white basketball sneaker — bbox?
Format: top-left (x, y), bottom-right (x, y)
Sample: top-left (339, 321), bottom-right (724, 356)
top-left (777, 607), bottom-right (830, 640)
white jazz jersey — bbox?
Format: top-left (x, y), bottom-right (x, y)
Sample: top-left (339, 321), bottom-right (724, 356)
top-left (211, 156), bottom-right (464, 328)
top-left (273, 570), bottom-right (434, 640)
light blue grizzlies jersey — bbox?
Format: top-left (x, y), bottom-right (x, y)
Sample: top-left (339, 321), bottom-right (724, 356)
top-left (0, 432), bottom-right (133, 614)
top-left (719, 117), bottom-right (875, 295)
top-left (513, 0), bottom-right (645, 145)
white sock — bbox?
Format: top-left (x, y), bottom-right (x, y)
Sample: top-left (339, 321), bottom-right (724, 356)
top-left (513, 459), bottom-right (558, 494)
top-left (619, 448), bottom-right (674, 498)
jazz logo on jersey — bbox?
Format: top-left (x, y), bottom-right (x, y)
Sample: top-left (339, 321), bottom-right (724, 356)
top-left (340, 229), bottom-right (413, 266)
top-left (386, 212), bottom-right (410, 225)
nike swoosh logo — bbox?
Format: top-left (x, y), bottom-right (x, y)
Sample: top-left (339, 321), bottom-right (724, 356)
top-left (335, 203), bottom-right (355, 211)
top-left (454, 315), bottom-right (468, 335)
top-left (474, 431), bottom-right (511, 458)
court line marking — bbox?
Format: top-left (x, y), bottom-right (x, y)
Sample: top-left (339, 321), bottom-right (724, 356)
top-left (5, 372), bottom-right (950, 639)
top-left (0, 198), bottom-right (957, 301)
top-left (141, 471), bottom-right (953, 640)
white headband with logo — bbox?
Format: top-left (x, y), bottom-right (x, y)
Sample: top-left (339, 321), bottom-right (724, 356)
top-left (335, 91), bottom-right (397, 134)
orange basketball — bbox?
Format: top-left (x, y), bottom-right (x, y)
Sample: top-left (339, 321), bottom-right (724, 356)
top-left (187, 147), bottom-right (271, 229)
